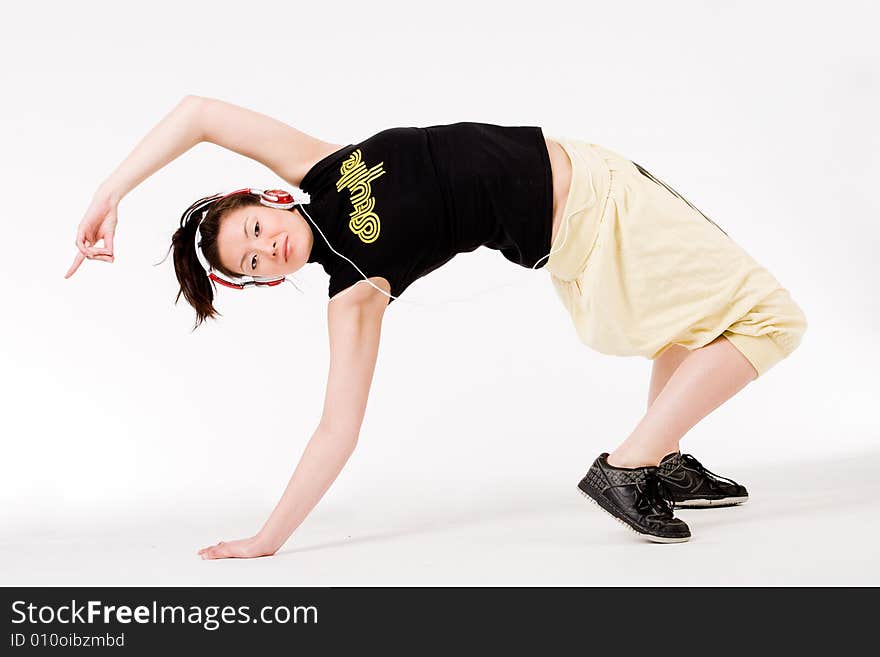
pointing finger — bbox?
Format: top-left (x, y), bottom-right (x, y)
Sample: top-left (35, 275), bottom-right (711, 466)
top-left (65, 251), bottom-right (86, 278)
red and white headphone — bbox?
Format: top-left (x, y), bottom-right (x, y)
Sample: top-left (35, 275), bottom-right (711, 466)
top-left (191, 188), bottom-right (307, 290)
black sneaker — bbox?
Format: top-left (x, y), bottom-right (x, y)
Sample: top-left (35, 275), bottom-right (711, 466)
top-left (657, 452), bottom-right (749, 507)
top-left (577, 453), bottom-right (690, 543)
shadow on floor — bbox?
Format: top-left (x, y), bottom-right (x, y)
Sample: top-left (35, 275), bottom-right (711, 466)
top-left (279, 448), bottom-right (880, 556)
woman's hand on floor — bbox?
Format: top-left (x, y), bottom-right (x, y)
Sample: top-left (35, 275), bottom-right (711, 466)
top-left (198, 535), bottom-right (278, 560)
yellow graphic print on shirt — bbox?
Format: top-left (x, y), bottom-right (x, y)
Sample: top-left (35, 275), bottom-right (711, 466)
top-left (336, 149), bottom-right (386, 244)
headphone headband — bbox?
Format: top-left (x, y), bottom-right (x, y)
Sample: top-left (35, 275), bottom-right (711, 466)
top-left (190, 187), bottom-right (309, 290)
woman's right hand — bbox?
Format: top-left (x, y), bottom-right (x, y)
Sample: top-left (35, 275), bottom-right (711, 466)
top-left (65, 188), bottom-right (119, 278)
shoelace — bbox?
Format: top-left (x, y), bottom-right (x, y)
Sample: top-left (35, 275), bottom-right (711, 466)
top-left (680, 453), bottom-right (739, 488)
top-left (635, 471), bottom-right (677, 518)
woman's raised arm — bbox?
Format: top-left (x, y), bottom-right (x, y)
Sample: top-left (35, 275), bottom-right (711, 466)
top-left (198, 95), bottom-right (339, 186)
top-left (66, 95), bottom-right (336, 278)
top-left (101, 95), bottom-right (205, 206)
top-left (65, 95), bottom-right (204, 277)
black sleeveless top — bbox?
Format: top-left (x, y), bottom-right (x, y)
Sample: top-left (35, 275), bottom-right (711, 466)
top-left (300, 122), bottom-right (553, 304)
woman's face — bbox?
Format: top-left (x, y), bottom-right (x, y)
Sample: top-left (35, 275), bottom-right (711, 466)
top-left (215, 205), bottom-right (314, 279)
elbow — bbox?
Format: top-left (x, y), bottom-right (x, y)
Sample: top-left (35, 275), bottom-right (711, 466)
top-left (335, 433), bottom-right (360, 457)
top-left (180, 94), bottom-right (208, 114)
top-left (318, 422), bottom-right (360, 451)
top-left (180, 95), bottom-right (207, 141)
top-left (181, 93), bottom-right (203, 106)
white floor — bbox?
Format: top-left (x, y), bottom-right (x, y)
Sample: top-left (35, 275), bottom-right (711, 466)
top-left (3, 451), bottom-right (878, 587)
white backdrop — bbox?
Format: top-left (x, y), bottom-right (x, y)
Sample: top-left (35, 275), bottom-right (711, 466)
top-left (1, 0), bottom-right (878, 585)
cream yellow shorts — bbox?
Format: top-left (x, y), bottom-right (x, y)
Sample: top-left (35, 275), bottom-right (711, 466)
top-left (545, 138), bottom-right (808, 378)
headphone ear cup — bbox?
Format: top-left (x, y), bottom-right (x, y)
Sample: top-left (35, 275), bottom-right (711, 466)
top-left (260, 189), bottom-right (296, 210)
top-left (209, 273), bottom-right (246, 290)
top-left (258, 279), bottom-right (285, 287)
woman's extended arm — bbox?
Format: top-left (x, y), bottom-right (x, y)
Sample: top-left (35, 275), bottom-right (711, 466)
top-left (199, 286), bottom-right (390, 559)
top-left (66, 95), bottom-right (336, 277)
top-left (65, 96), bottom-right (203, 275)
top-left (98, 95), bottom-right (203, 205)
top-left (96, 93), bottom-right (335, 201)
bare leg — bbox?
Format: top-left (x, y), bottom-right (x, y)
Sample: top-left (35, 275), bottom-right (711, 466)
top-left (607, 335), bottom-right (757, 468)
top-left (647, 344), bottom-right (690, 409)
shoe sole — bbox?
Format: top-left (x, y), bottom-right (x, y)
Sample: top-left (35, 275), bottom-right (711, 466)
top-left (577, 486), bottom-right (690, 544)
top-left (674, 496), bottom-right (749, 508)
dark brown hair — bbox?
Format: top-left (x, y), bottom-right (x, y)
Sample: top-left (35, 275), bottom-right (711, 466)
top-left (157, 193), bottom-right (263, 332)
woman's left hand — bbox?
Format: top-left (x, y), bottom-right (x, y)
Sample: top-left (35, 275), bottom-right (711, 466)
top-left (198, 535), bottom-right (277, 560)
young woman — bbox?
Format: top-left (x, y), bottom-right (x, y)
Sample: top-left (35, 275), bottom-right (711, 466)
top-left (66, 96), bottom-right (807, 555)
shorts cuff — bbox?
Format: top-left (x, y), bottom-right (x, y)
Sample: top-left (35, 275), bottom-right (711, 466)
top-left (722, 331), bottom-right (788, 379)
